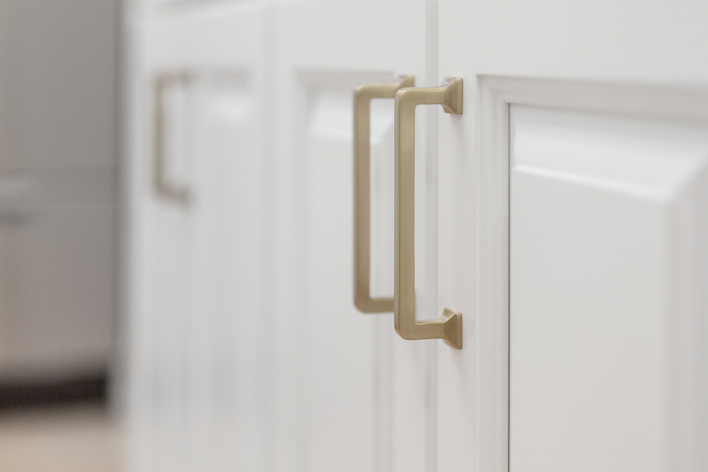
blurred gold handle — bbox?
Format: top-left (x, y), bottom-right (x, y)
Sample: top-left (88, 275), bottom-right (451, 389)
top-left (154, 72), bottom-right (193, 204)
top-left (394, 77), bottom-right (463, 349)
top-left (353, 75), bottom-right (414, 313)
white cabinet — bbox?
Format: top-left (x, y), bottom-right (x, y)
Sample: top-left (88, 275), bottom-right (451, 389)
top-left (509, 106), bottom-right (708, 472)
top-left (270, 2), bottom-right (434, 471)
top-left (125, 4), bottom-right (271, 471)
top-left (437, 1), bottom-right (708, 470)
top-left (126, 0), bottom-right (708, 471)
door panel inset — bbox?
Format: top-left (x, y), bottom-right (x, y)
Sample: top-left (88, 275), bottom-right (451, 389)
top-left (510, 105), bottom-right (708, 471)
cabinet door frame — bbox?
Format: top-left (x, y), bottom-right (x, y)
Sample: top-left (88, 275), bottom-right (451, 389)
top-left (468, 76), bottom-right (708, 471)
top-left (271, 1), bottom-right (439, 470)
top-left (124, 4), bottom-right (272, 471)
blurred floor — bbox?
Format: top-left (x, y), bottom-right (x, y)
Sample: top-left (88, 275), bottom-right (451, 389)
top-left (0, 403), bottom-right (125, 472)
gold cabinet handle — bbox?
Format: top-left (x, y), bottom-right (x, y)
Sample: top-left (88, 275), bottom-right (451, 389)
top-left (353, 75), bottom-right (415, 313)
top-left (154, 72), bottom-right (193, 204)
top-left (394, 77), bottom-right (463, 349)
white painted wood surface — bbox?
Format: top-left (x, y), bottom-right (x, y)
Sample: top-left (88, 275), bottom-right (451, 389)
top-left (438, 0), bottom-right (708, 470)
top-left (270, 2), bottom-right (431, 470)
top-left (511, 105), bottom-right (708, 471)
top-left (124, 5), bottom-right (271, 471)
top-left (125, 0), bottom-right (708, 471)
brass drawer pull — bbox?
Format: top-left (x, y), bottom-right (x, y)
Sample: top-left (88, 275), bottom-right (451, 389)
top-left (154, 72), bottom-right (193, 204)
top-left (353, 75), bottom-right (414, 313)
top-left (394, 77), bottom-right (463, 349)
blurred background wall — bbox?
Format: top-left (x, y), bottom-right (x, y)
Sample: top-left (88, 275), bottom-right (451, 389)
top-left (0, 0), bottom-right (119, 405)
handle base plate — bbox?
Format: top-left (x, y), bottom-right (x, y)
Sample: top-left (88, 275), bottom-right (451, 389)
top-left (441, 308), bottom-right (462, 350)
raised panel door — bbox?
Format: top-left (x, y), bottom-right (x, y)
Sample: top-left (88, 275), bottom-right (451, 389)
top-left (437, 0), bottom-right (708, 470)
top-left (271, 1), bottom-right (433, 470)
top-left (509, 105), bottom-right (708, 472)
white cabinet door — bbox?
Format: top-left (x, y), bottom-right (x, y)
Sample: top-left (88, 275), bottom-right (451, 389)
top-left (270, 1), bottom-right (435, 471)
top-left (509, 105), bottom-right (708, 472)
top-left (437, 0), bottom-right (708, 470)
top-left (125, 5), bottom-right (271, 471)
